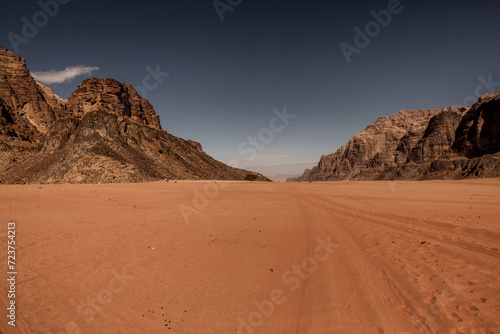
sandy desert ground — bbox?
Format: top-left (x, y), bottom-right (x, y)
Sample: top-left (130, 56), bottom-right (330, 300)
top-left (0, 179), bottom-right (499, 334)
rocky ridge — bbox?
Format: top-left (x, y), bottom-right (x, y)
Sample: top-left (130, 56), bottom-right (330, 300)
top-left (0, 45), bottom-right (60, 138)
top-left (0, 46), bottom-right (268, 183)
top-left (66, 78), bottom-right (161, 129)
top-left (290, 94), bottom-right (500, 181)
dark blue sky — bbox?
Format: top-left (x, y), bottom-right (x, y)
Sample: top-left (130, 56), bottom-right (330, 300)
top-left (1, 0), bottom-right (499, 179)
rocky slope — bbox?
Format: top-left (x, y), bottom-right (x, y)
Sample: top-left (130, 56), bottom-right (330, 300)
top-left (291, 94), bottom-right (500, 181)
top-left (0, 46), bottom-right (268, 183)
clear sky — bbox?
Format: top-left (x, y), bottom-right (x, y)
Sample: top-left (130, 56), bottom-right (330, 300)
top-left (1, 0), bottom-right (499, 180)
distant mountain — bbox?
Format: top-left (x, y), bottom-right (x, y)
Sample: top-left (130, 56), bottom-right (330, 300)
top-left (289, 94), bottom-right (500, 181)
top-left (270, 174), bottom-right (303, 182)
top-left (0, 46), bottom-right (269, 183)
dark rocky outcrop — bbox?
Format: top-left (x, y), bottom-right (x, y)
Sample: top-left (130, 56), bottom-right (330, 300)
top-left (290, 95), bottom-right (500, 181)
top-left (407, 108), bottom-right (465, 164)
top-left (66, 78), bottom-right (161, 130)
top-left (453, 94), bottom-right (500, 158)
top-left (0, 45), bottom-right (61, 139)
top-left (0, 46), bottom-right (269, 183)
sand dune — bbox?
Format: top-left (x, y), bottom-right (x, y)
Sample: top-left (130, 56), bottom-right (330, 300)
top-left (0, 180), bottom-right (499, 333)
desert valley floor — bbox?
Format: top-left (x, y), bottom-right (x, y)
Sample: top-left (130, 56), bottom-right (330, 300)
top-left (0, 180), bottom-right (499, 334)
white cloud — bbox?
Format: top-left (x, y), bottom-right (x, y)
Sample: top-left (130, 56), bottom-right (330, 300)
top-left (31, 65), bottom-right (99, 85)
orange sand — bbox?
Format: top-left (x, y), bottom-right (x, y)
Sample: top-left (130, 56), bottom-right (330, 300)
top-left (0, 179), bottom-right (499, 333)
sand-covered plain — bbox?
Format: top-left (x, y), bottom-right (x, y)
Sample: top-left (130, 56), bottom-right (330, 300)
top-left (0, 179), bottom-right (499, 333)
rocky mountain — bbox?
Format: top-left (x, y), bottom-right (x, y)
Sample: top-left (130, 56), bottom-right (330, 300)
top-left (290, 94), bottom-right (500, 181)
top-left (0, 46), bottom-right (60, 139)
top-left (0, 46), bottom-right (268, 184)
top-left (66, 78), bottom-right (161, 129)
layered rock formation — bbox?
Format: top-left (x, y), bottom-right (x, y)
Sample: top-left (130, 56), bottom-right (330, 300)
top-left (453, 94), bottom-right (500, 158)
top-left (0, 46), bottom-right (61, 139)
top-left (291, 95), bottom-right (500, 181)
top-left (66, 78), bottom-right (161, 129)
top-left (0, 46), bottom-right (268, 183)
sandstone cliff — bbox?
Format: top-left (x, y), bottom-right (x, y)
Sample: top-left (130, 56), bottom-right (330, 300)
top-left (291, 95), bottom-right (500, 181)
top-left (453, 94), bottom-right (500, 158)
top-left (0, 46), bottom-right (269, 183)
top-left (0, 46), bottom-right (60, 139)
top-left (66, 78), bottom-right (161, 129)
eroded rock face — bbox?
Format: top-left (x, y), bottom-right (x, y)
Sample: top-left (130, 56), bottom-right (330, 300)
top-left (0, 46), bottom-right (59, 138)
top-left (453, 94), bottom-right (500, 158)
top-left (66, 78), bottom-right (161, 130)
top-left (36, 82), bottom-right (67, 116)
top-left (291, 95), bottom-right (500, 181)
top-left (296, 109), bottom-right (443, 180)
top-left (407, 107), bottom-right (465, 163)
top-left (187, 140), bottom-right (203, 152)
top-left (0, 46), bottom-right (269, 183)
